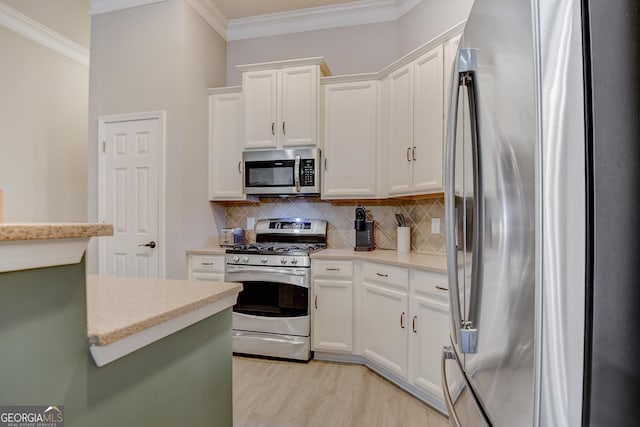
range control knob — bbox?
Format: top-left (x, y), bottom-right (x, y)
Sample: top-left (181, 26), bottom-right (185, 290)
top-left (261, 257), bottom-right (268, 264)
top-left (241, 256), bottom-right (249, 263)
top-left (232, 256), bottom-right (240, 263)
top-left (291, 258), bottom-right (298, 265)
top-left (280, 257), bottom-right (287, 265)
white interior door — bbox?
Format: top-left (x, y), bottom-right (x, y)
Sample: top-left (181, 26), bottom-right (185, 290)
top-left (98, 113), bottom-right (164, 278)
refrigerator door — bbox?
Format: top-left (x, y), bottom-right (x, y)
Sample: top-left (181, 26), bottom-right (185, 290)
top-left (445, 0), bottom-right (537, 424)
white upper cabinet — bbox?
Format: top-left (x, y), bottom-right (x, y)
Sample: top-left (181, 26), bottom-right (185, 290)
top-left (208, 87), bottom-right (247, 201)
top-left (412, 45), bottom-right (444, 193)
top-left (322, 79), bottom-right (380, 199)
top-left (241, 58), bottom-right (328, 149)
top-left (386, 45), bottom-right (444, 196)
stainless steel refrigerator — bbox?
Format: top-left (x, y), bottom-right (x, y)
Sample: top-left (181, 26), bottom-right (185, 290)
top-left (441, 0), bottom-right (640, 425)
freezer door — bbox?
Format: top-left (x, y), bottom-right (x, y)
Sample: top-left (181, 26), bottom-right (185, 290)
top-left (442, 346), bottom-right (490, 427)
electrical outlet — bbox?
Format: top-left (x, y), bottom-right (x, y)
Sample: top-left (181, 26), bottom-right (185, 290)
top-left (247, 217), bottom-right (256, 230)
top-left (431, 218), bottom-right (441, 234)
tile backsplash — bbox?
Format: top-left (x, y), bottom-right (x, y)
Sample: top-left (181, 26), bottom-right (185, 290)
top-left (223, 196), bottom-right (446, 254)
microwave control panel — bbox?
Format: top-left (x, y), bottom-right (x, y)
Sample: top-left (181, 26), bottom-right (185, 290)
top-left (301, 159), bottom-right (315, 186)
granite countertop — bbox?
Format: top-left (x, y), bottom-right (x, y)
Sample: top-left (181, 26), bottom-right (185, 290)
top-left (186, 246), bottom-right (227, 255)
top-left (87, 275), bottom-right (242, 346)
top-left (311, 248), bottom-right (447, 273)
top-left (0, 223), bottom-right (113, 241)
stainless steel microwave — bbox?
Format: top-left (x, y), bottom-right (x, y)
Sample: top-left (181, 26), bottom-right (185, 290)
top-left (243, 148), bottom-right (321, 196)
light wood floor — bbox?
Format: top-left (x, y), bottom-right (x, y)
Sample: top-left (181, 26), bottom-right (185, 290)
top-left (233, 356), bottom-right (450, 427)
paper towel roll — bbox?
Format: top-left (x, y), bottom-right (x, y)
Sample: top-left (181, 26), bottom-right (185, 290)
top-left (397, 227), bottom-right (410, 253)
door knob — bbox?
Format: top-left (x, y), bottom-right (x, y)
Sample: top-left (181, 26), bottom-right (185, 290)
top-left (139, 241), bottom-right (156, 249)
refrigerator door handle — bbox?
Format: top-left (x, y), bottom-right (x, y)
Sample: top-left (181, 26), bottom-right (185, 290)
top-left (442, 346), bottom-right (463, 427)
top-left (460, 50), bottom-right (483, 354)
top-left (445, 48), bottom-right (464, 347)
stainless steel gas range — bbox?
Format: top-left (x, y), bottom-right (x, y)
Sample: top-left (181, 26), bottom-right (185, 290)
top-left (225, 218), bottom-right (327, 361)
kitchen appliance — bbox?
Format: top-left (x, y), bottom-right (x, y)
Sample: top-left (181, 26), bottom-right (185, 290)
top-left (354, 205), bottom-right (375, 251)
top-left (243, 148), bottom-right (321, 196)
top-left (225, 218), bottom-right (327, 361)
top-left (218, 228), bottom-right (245, 247)
top-left (441, 0), bottom-right (640, 425)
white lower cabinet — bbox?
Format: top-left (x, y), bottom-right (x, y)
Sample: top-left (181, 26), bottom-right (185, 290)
top-left (311, 259), bottom-right (354, 352)
top-left (361, 262), bottom-right (409, 378)
top-left (312, 258), bottom-right (450, 413)
top-left (187, 254), bottom-right (225, 282)
top-left (408, 269), bottom-right (450, 403)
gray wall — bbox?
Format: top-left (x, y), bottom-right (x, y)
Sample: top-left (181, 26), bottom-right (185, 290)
top-left (0, 0), bottom-right (89, 222)
top-left (88, 0), bottom-right (227, 278)
top-left (225, 0), bottom-right (474, 85)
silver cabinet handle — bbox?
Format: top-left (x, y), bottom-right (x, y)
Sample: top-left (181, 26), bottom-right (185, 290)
top-left (436, 285), bottom-right (449, 292)
top-left (400, 312), bottom-right (406, 329)
top-left (324, 158), bottom-right (328, 171)
top-left (412, 315), bottom-right (417, 333)
top-left (314, 295), bottom-right (318, 309)
top-left (282, 121), bottom-right (286, 134)
top-left (200, 262), bottom-right (214, 266)
top-left (376, 272), bottom-right (388, 278)
top-left (406, 147), bottom-right (411, 162)
top-left (237, 161), bottom-right (242, 174)
top-left (326, 268), bottom-right (340, 271)
top-left (271, 122), bottom-right (275, 135)
top-left (412, 146), bottom-right (416, 161)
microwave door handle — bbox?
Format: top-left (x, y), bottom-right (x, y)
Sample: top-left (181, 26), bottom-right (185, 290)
top-left (445, 48), bottom-right (464, 348)
top-left (294, 155), bottom-right (301, 192)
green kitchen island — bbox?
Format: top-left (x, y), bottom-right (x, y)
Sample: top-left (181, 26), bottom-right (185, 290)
top-left (0, 224), bottom-right (241, 427)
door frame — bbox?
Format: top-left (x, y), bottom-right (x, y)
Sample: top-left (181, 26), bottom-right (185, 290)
top-left (97, 111), bottom-right (167, 278)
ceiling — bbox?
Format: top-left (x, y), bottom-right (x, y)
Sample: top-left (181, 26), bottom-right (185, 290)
top-left (212, 0), bottom-right (364, 20)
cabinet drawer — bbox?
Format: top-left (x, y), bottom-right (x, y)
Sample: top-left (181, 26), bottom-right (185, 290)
top-left (363, 262), bottom-right (408, 290)
top-left (411, 269), bottom-right (449, 302)
top-left (188, 255), bottom-right (225, 274)
top-left (312, 259), bottom-right (353, 280)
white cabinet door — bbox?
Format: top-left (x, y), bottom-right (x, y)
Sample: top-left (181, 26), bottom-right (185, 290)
top-left (413, 45), bottom-right (444, 193)
top-left (188, 254), bottom-right (225, 281)
top-left (387, 64), bottom-right (414, 195)
top-left (362, 281), bottom-right (409, 378)
top-left (322, 80), bottom-right (379, 199)
top-left (313, 279), bottom-right (353, 352)
top-left (409, 269), bottom-right (450, 404)
top-left (208, 89), bottom-right (245, 200)
top-left (243, 69), bottom-right (278, 149)
top-left (280, 65), bottom-right (318, 147)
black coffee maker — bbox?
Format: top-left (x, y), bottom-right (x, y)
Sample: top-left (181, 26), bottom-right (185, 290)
top-left (354, 205), bottom-right (375, 251)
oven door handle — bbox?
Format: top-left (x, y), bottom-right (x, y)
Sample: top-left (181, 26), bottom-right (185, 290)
top-left (225, 267), bottom-right (308, 277)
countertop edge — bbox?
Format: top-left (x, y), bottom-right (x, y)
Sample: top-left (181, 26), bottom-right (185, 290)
top-left (0, 223), bottom-right (114, 241)
top-left (310, 249), bottom-right (447, 273)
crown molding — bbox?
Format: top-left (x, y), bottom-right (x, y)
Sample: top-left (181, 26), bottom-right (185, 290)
top-left (185, 0), bottom-right (227, 40)
top-left (0, 2), bottom-right (89, 66)
top-left (90, 0), bottom-right (169, 15)
top-left (226, 0), bottom-right (424, 41)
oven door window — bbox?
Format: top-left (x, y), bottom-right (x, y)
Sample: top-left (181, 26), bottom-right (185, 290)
top-left (245, 160), bottom-right (294, 187)
top-left (234, 282), bottom-right (308, 317)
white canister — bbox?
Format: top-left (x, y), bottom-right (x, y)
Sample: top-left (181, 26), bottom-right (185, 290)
top-left (397, 227), bottom-right (410, 253)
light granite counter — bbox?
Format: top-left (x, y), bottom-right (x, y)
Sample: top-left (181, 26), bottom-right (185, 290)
top-left (186, 246), bottom-right (227, 255)
top-left (87, 275), bottom-right (242, 366)
top-left (0, 222), bottom-right (113, 272)
top-left (311, 248), bottom-right (447, 274)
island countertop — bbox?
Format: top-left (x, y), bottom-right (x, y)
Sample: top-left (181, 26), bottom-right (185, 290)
top-left (86, 275), bottom-right (242, 366)
top-left (0, 223), bottom-right (113, 241)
